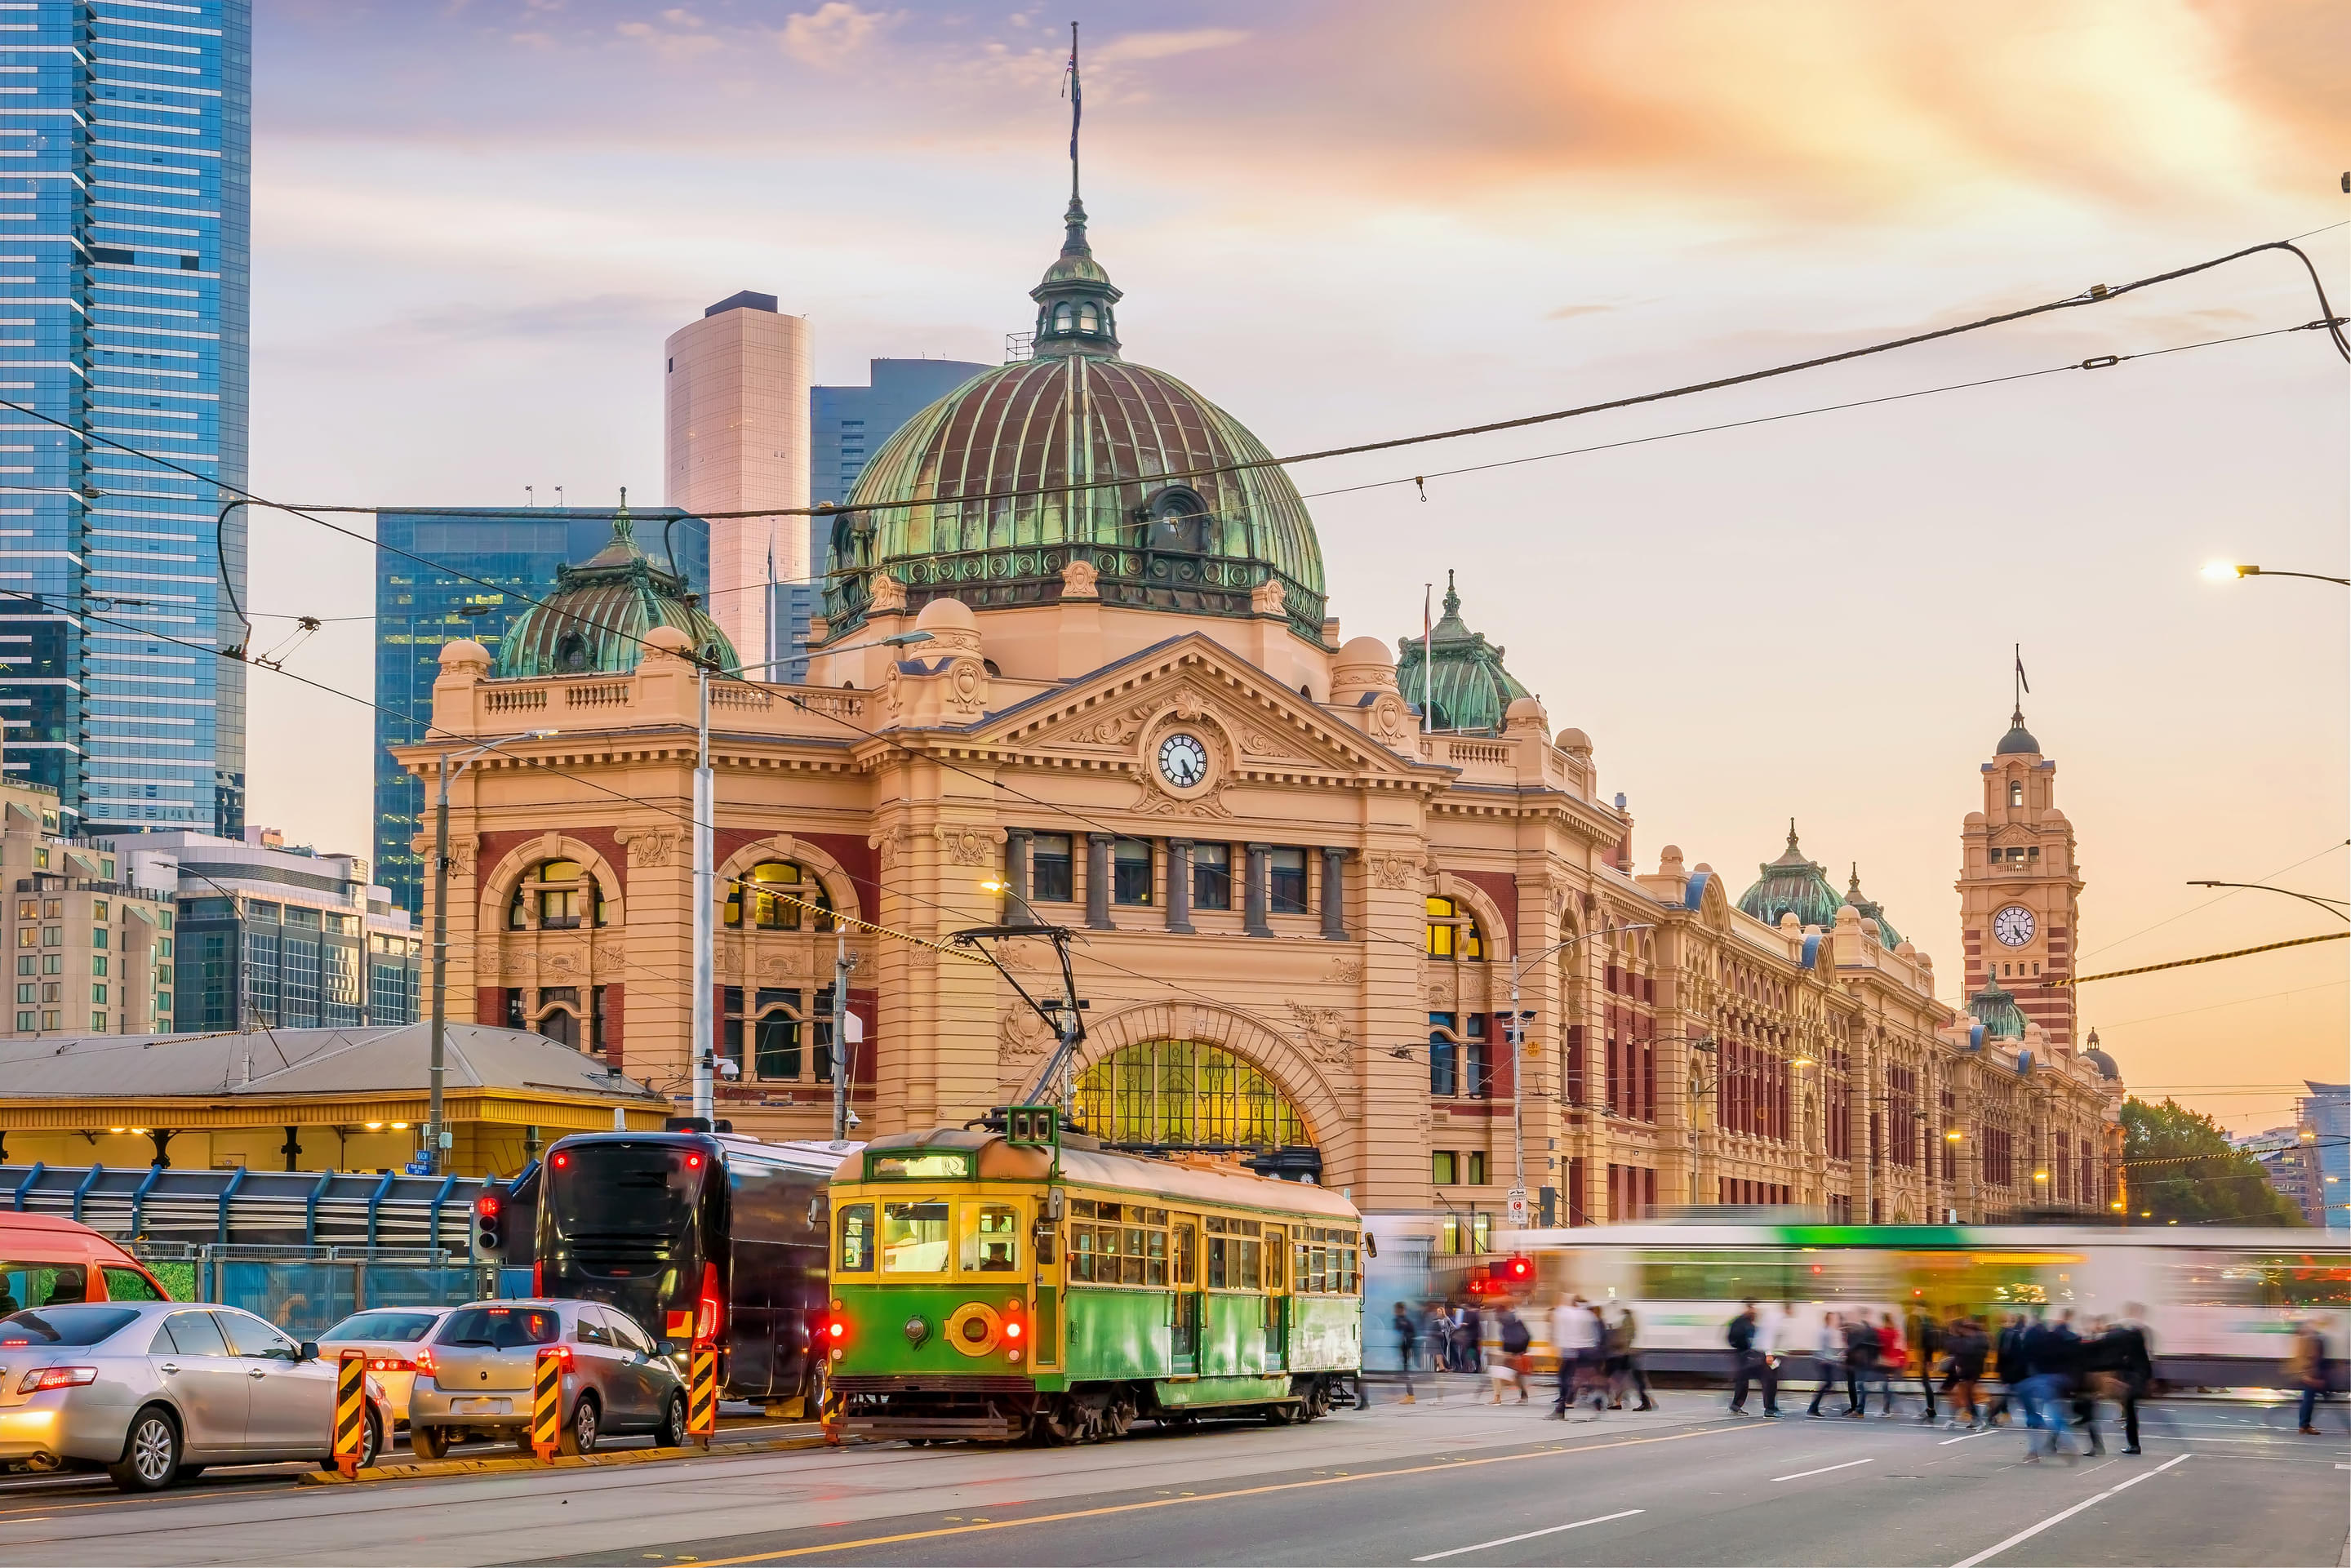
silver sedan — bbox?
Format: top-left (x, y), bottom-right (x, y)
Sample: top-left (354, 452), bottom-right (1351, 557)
top-left (0, 1301), bottom-right (391, 1491)
top-left (408, 1299), bottom-right (687, 1459)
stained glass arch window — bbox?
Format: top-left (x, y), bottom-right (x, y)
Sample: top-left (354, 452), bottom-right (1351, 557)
top-left (1073, 1039), bottom-right (1309, 1151)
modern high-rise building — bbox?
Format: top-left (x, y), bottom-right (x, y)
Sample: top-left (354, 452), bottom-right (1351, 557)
top-left (371, 508), bottom-right (707, 917)
top-left (809, 356), bottom-right (992, 557)
top-left (2301, 1081), bottom-right (2349, 1230)
top-left (664, 291), bottom-right (808, 675)
top-left (0, 2), bottom-right (251, 839)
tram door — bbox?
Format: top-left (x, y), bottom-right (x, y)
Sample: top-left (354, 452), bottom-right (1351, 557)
top-left (1171, 1219), bottom-right (1200, 1375)
top-left (1263, 1225), bottom-right (1287, 1370)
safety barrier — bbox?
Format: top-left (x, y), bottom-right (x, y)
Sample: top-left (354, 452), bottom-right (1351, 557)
top-left (688, 1343), bottom-right (718, 1450)
top-left (333, 1350), bottom-right (368, 1478)
top-left (532, 1346), bottom-right (562, 1463)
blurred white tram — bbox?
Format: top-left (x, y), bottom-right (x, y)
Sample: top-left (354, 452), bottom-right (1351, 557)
top-left (1495, 1221), bottom-right (2351, 1384)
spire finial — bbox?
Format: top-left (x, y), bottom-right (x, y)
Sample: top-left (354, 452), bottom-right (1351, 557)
top-left (1849, 861), bottom-right (1861, 895)
top-left (1064, 22), bottom-right (1082, 210)
top-left (1787, 817), bottom-right (1799, 851)
top-left (1442, 568), bottom-right (1460, 620)
top-left (613, 487), bottom-right (633, 541)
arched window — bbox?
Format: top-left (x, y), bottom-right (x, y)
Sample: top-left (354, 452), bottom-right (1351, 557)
top-left (538, 1006), bottom-right (579, 1051)
top-left (1139, 485), bottom-right (1210, 554)
top-left (723, 860), bottom-right (833, 931)
top-left (1073, 1039), bottom-right (1307, 1149)
top-left (555, 629), bottom-right (589, 673)
top-left (1425, 895), bottom-right (1484, 960)
top-left (2009, 780), bottom-right (2024, 807)
top-left (1053, 302), bottom-right (1073, 331)
top-left (509, 859), bottom-right (607, 930)
top-left (1078, 302), bottom-right (1099, 331)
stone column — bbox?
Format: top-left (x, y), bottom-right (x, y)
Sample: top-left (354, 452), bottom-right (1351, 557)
top-left (1243, 843), bottom-right (1272, 937)
top-left (1086, 833), bottom-right (1114, 931)
top-left (1003, 827), bottom-right (1032, 927)
top-left (1319, 846), bottom-right (1348, 940)
top-left (1165, 838), bottom-right (1194, 933)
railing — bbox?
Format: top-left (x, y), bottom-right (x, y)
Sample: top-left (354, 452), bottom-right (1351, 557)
top-left (484, 686), bottom-right (548, 713)
top-left (709, 683), bottom-right (773, 712)
top-left (1447, 740), bottom-right (1511, 767)
top-left (121, 1242), bottom-right (519, 1341)
top-left (565, 681), bottom-right (631, 709)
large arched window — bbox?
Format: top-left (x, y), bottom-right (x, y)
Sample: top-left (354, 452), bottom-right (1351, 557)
top-left (509, 859), bottom-right (608, 930)
top-left (1425, 895), bottom-right (1484, 960)
top-left (723, 860), bottom-right (834, 931)
top-left (1073, 1039), bottom-right (1307, 1151)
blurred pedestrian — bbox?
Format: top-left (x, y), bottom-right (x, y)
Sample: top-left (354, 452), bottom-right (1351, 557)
top-left (1808, 1310), bottom-right (1850, 1418)
top-left (2287, 1318), bottom-right (2335, 1436)
top-left (1873, 1313), bottom-right (1905, 1419)
top-left (1549, 1294), bottom-right (1602, 1418)
top-left (2058, 1311), bottom-right (2104, 1455)
top-left (1842, 1311), bottom-right (1881, 1418)
top-left (1982, 1313), bottom-right (2028, 1427)
top-left (1455, 1299), bottom-right (1482, 1375)
top-left (1392, 1301), bottom-right (1419, 1404)
top-left (2102, 1304), bottom-right (2153, 1454)
top-left (1727, 1298), bottom-right (1780, 1417)
top-left (1491, 1304), bottom-right (1532, 1404)
top-left (1906, 1304), bottom-right (1941, 1424)
top-left (1605, 1302), bottom-right (1655, 1411)
top-left (1942, 1314), bottom-right (1988, 1430)
top-left (2016, 1313), bottom-right (2074, 1463)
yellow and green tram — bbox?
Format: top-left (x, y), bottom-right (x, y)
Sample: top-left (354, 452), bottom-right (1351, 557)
top-left (824, 1122), bottom-right (1364, 1443)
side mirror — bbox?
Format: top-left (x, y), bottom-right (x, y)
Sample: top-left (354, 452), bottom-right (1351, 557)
top-left (807, 1195), bottom-right (825, 1230)
top-left (1362, 1234), bottom-right (1378, 1259)
top-left (1044, 1188), bottom-right (1065, 1224)
top-left (297, 1340), bottom-right (320, 1363)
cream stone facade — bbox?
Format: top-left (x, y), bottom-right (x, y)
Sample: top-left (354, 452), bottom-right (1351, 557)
top-left (397, 189), bottom-right (2121, 1247)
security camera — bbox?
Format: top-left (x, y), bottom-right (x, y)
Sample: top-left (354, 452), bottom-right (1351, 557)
top-left (718, 1058), bottom-right (741, 1079)
top-left (846, 1110), bottom-right (862, 1130)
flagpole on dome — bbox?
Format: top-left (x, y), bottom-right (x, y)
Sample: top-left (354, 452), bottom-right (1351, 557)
top-left (1064, 21), bottom-right (1081, 208)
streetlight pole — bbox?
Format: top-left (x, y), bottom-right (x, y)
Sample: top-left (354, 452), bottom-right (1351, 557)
top-left (1502, 922), bottom-right (1651, 1228)
top-left (2184, 880), bottom-right (2350, 922)
top-left (429, 729), bottom-right (555, 1174)
top-left (2203, 562), bottom-right (2351, 588)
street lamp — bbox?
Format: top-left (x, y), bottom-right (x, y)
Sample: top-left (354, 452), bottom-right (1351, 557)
top-left (2184, 880), bottom-right (2350, 923)
top-left (685, 630), bottom-right (933, 1131)
top-left (1500, 922), bottom-right (1652, 1228)
top-left (2202, 562), bottom-right (2350, 587)
top-left (427, 728), bottom-right (558, 1174)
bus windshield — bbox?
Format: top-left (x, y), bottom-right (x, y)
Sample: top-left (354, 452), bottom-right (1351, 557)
top-left (548, 1144), bottom-right (702, 1240)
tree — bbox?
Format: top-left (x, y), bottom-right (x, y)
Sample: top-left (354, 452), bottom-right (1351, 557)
top-left (2121, 1097), bottom-right (2306, 1228)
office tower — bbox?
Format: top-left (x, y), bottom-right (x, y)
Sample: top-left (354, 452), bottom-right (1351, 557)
top-left (371, 508), bottom-right (707, 917)
top-left (809, 355), bottom-right (993, 549)
top-left (104, 826), bottom-right (421, 1031)
top-left (664, 291), bottom-right (808, 674)
top-left (0, 778), bottom-right (173, 1037)
top-left (0, 2), bottom-right (251, 838)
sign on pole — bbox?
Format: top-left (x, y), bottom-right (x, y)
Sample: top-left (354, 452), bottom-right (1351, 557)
top-left (1506, 1187), bottom-right (1529, 1228)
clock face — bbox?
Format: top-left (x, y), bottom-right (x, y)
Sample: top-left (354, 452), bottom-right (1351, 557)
top-left (1993, 904), bottom-right (2037, 948)
top-left (1157, 732), bottom-right (1209, 789)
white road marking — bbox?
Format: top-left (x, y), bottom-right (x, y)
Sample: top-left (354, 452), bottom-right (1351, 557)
top-left (1948, 1453), bottom-right (2190, 1568)
top-left (1412, 1509), bottom-right (1645, 1561)
top-left (1773, 1458), bottom-right (1876, 1481)
top-left (1940, 1430), bottom-right (1993, 1445)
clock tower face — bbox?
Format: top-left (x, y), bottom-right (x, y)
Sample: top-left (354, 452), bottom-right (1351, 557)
top-left (1157, 732), bottom-right (1209, 789)
top-left (1962, 712), bottom-right (2082, 1051)
top-left (1993, 904), bottom-right (2036, 948)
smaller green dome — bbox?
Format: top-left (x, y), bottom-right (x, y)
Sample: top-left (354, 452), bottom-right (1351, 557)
top-left (1738, 822), bottom-right (1842, 930)
top-left (1996, 704), bottom-right (2041, 755)
top-left (1393, 572), bottom-right (1531, 735)
top-left (1842, 864), bottom-right (1904, 951)
top-left (1969, 979), bottom-right (2028, 1041)
top-left (492, 506), bottom-right (737, 679)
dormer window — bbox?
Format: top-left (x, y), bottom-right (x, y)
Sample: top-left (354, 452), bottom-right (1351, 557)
top-left (1053, 302), bottom-right (1073, 331)
top-left (1078, 302), bottom-right (1099, 331)
top-left (1138, 485), bottom-right (1210, 553)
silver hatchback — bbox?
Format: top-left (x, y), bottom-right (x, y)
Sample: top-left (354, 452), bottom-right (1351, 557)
top-left (407, 1299), bottom-right (687, 1459)
top-left (0, 1301), bottom-right (391, 1490)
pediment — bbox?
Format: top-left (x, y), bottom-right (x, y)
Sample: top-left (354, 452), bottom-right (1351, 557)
top-left (975, 634), bottom-right (1429, 785)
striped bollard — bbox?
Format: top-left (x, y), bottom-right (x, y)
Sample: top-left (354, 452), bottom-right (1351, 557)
top-left (687, 1341), bottom-right (718, 1450)
top-left (332, 1350), bottom-right (367, 1478)
top-left (532, 1346), bottom-right (562, 1463)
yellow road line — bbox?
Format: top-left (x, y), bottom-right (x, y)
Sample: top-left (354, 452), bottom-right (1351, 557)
top-left (687, 1421), bottom-right (1760, 1566)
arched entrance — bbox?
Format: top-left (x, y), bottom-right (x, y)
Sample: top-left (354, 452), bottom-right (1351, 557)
top-left (1073, 1038), bottom-right (1314, 1174)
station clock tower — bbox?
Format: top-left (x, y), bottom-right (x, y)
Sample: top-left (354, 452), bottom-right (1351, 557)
top-left (1958, 698), bottom-right (2084, 1051)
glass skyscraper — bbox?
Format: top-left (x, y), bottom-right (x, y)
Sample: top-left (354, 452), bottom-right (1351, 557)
top-left (373, 509), bottom-right (708, 917)
top-left (0, 2), bottom-right (251, 838)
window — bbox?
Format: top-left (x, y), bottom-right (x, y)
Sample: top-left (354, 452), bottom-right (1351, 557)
top-left (1067, 1200), bottom-right (1171, 1286)
top-left (837, 1202), bottom-right (873, 1273)
top-left (1078, 302), bottom-right (1099, 331)
top-left (1192, 843), bottom-right (1232, 910)
top-left (961, 1203), bottom-right (1023, 1273)
top-left (1425, 896), bottom-right (1482, 959)
top-left (1429, 1013), bottom-right (1459, 1097)
top-left (219, 1310), bottom-right (300, 1360)
top-left (92, 900), bottom-right (107, 921)
top-left (538, 860), bottom-right (587, 928)
top-left (1053, 302), bottom-right (1073, 330)
top-left (1433, 1150), bottom-right (1457, 1185)
top-left (1032, 834), bottom-right (1074, 902)
top-left (1269, 848), bottom-right (1309, 914)
top-left (91, 956), bottom-right (104, 978)
top-left (881, 1201), bottom-right (951, 1274)
top-left (91, 984), bottom-right (106, 1004)
top-left (726, 860), bottom-right (832, 931)
top-left (2009, 781), bottom-right (2024, 807)
top-left (1464, 1015), bottom-right (1491, 1097)
top-left (573, 1311), bottom-right (612, 1346)
top-left (99, 1266), bottom-right (162, 1302)
top-left (1112, 838), bottom-right (1153, 905)
top-left (1466, 1151), bottom-right (1487, 1185)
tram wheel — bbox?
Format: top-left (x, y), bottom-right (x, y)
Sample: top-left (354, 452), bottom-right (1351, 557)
top-left (1103, 1390), bottom-right (1136, 1440)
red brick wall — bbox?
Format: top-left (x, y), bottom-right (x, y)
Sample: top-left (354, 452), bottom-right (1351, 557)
top-left (476, 985), bottom-right (506, 1026)
top-left (1451, 869), bottom-right (1520, 953)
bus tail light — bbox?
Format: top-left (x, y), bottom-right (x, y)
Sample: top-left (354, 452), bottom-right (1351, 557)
top-left (695, 1261), bottom-right (722, 1344)
top-left (532, 1259), bottom-right (544, 1296)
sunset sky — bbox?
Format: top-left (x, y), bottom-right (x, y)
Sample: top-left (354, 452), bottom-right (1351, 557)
top-left (248, 1), bottom-right (2347, 1132)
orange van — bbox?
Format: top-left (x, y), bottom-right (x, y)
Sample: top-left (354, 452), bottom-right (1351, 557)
top-left (0, 1211), bottom-right (171, 1314)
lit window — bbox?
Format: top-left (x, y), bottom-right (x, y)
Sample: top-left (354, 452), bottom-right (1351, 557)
top-left (725, 860), bottom-right (831, 931)
top-left (2009, 781), bottom-right (2024, 807)
top-left (1426, 896), bottom-right (1482, 959)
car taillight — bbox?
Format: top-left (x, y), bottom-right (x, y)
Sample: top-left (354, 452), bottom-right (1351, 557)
top-left (545, 1344), bottom-right (574, 1369)
top-left (695, 1261), bottom-right (722, 1343)
top-left (415, 1346), bottom-right (437, 1381)
top-left (17, 1366), bottom-right (96, 1393)
top-left (367, 1357), bottom-right (416, 1372)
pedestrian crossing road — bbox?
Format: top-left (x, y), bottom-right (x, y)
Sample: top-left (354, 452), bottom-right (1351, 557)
top-left (0, 1386), bottom-right (2342, 1566)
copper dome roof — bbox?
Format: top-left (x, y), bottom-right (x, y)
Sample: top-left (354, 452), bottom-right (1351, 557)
top-left (492, 512), bottom-right (736, 680)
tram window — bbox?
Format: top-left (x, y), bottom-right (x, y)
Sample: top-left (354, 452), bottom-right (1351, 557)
top-left (1264, 1228), bottom-right (1285, 1290)
top-left (1639, 1251), bottom-right (1797, 1300)
top-left (1207, 1236), bottom-right (1228, 1289)
top-left (881, 1202), bottom-right (952, 1274)
top-left (1173, 1222), bottom-right (1197, 1286)
top-left (837, 1203), bottom-right (873, 1273)
top-left (1238, 1239), bottom-right (1262, 1290)
top-left (962, 1203), bottom-right (1022, 1273)
top-left (1145, 1228), bottom-right (1168, 1286)
top-left (869, 1153), bottom-right (971, 1180)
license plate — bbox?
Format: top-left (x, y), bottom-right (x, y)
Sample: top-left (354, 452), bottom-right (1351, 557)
top-left (452, 1397), bottom-right (511, 1415)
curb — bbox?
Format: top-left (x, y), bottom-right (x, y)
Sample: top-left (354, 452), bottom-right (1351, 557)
top-left (300, 1433), bottom-right (839, 1486)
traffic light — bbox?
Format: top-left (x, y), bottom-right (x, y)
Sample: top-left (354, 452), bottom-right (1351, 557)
top-left (1501, 1254), bottom-right (1534, 1287)
top-left (473, 1190), bottom-right (504, 1257)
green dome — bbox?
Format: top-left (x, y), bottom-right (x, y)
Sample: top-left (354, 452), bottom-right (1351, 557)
top-left (1738, 823), bottom-right (1842, 930)
top-left (1393, 572), bottom-right (1531, 735)
top-left (1969, 979), bottom-right (2028, 1041)
top-left (492, 509), bottom-right (736, 679)
top-left (820, 197), bottom-right (1327, 644)
top-left (1842, 864), bottom-right (1904, 950)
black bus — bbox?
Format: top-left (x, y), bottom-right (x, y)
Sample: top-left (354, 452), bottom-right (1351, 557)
top-left (534, 1130), bottom-right (852, 1414)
